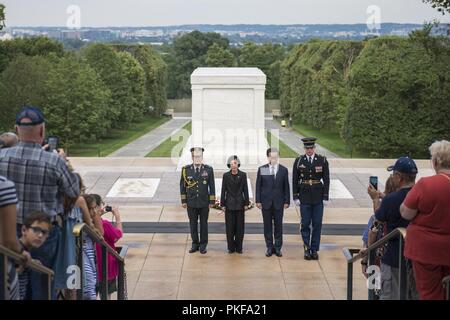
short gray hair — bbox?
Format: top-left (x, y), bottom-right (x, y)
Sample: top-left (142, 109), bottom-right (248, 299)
top-left (429, 140), bottom-right (450, 170)
top-left (0, 132), bottom-right (19, 148)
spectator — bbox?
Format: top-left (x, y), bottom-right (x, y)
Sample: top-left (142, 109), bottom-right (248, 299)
top-left (81, 194), bottom-right (103, 300)
top-left (369, 156), bottom-right (417, 300)
top-left (0, 106), bottom-right (80, 299)
top-left (54, 173), bottom-right (97, 300)
top-left (361, 175), bottom-right (396, 278)
top-left (0, 175), bottom-right (29, 300)
top-left (401, 140), bottom-right (450, 300)
top-left (91, 194), bottom-right (123, 299)
top-left (17, 212), bottom-right (52, 300)
top-left (0, 132), bottom-right (19, 149)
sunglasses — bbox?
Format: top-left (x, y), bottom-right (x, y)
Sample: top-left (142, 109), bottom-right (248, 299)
top-left (29, 226), bottom-right (50, 237)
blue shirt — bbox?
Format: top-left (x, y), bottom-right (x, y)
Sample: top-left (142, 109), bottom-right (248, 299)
top-left (362, 215), bottom-right (376, 246)
top-left (374, 187), bottom-right (411, 268)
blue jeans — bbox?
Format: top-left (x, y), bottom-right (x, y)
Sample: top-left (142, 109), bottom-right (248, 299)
top-left (299, 203), bottom-right (324, 252)
top-left (17, 223), bottom-right (61, 300)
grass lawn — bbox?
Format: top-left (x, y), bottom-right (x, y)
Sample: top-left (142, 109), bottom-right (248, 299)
top-left (146, 121), bottom-right (191, 157)
top-left (289, 121), bottom-right (369, 158)
top-left (68, 115), bottom-right (170, 157)
top-left (266, 130), bottom-right (298, 158)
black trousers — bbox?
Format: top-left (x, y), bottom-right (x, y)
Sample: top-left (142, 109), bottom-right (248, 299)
top-left (225, 209), bottom-right (245, 251)
top-left (187, 207), bottom-right (209, 249)
top-left (262, 205), bottom-right (284, 250)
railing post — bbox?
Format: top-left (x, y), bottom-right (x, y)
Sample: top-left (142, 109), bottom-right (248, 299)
top-left (1, 253), bottom-right (6, 300)
top-left (446, 281), bottom-right (450, 301)
top-left (118, 260), bottom-right (125, 300)
top-left (367, 249), bottom-right (376, 300)
top-left (100, 245), bottom-right (108, 300)
top-left (77, 230), bottom-right (84, 300)
top-left (398, 236), bottom-right (407, 300)
top-left (347, 261), bottom-right (353, 300)
top-left (41, 271), bottom-right (51, 300)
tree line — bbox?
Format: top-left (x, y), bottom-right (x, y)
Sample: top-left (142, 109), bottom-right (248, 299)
top-left (0, 37), bottom-right (167, 149)
top-left (280, 25), bottom-right (450, 158)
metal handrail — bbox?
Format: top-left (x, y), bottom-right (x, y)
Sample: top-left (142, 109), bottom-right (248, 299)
top-left (443, 276), bottom-right (450, 300)
top-left (73, 223), bottom-right (128, 300)
top-left (342, 227), bottom-right (408, 300)
top-left (0, 244), bottom-right (54, 300)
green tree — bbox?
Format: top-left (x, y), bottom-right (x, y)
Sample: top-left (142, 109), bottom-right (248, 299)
top-left (166, 31), bottom-right (230, 98)
top-left (44, 55), bottom-right (111, 147)
top-left (423, 0), bottom-right (450, 14)
top-left (81, 43), bottom-right (129, 127)
top-left (116, 45), bottom-right (167, 116)
top-left (342, 36), bottom-right (450, 158)
top-left (238, 42), bottom-right (286, 99)
top-left (0, 37), bottom-right (64, 73)
top-left (117, 51), bottom-right (146, 122)
top-left (205, 43), bottom-right (237, 67)
top-left (0, 3), bottom-right (5, 31)
top-left (0, 54), bottom-right (53, 131)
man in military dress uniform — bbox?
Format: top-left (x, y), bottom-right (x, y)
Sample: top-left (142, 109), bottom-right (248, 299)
top-left (180, 147), bottom-right (215, 254)
top-left (292, 138), bottom-right (330, 260)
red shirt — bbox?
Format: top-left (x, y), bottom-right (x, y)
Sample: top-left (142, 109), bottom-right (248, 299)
top-left (403, 173), bottom-right (450, 266)
top-left (95, 219), bottom-right (123, 281)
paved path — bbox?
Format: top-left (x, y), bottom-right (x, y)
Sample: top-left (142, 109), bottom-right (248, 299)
top-left (108, 118), bottom-right (190, 157)
top-left (265, 119), bottom-right (339, 158)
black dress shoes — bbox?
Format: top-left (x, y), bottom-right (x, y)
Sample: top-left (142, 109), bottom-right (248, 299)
top-left (275, 249), bottom-right (282, 257)
top-left (200, 248), bottom-right (207, 254)
top-left (304, 247), bottom-right (311, 260)
top-left (236, 250), bottom-right (243, 254)
top-left (189, 247), bottom-right (199, 253)
top-left (265, 249), bottom-right (273, 257)
top-left (311, 251), bottom-right (319, 260)
top-left (228, 249), bottom-right (235, 254)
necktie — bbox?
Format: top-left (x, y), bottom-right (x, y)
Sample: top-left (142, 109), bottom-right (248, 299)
top-left (309, 156), bottom-right (313, 164)
top-left (196, 167), bottom-right (200, 174)
top-left (271, 166), bottom-right (276, 180)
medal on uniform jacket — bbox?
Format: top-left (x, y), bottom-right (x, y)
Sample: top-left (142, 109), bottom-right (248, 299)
top-left (315, 166), bottom-right (323, 172)
top-left (203, 180), bottom-right (207, 184)
top-left (201, 171), bottom-right (208, 177)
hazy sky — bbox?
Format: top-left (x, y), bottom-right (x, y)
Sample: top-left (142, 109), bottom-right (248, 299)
top-left (3, 0), bottom-right (449, 27)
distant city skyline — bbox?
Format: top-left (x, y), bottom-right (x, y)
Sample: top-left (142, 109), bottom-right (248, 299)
top-left (2, 0), bottom-right (449, 27)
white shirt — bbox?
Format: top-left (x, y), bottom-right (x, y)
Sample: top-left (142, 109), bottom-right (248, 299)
top-left (307, 154), bottom-right (316, 164)
top-left (269, 163), bottom-right (279, 178)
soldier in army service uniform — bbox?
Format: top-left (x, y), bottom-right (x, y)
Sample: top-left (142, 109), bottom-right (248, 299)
top-left (292, 138), bottom-right (330, 260)
top-left (180, 147), bottom-right (215, 254)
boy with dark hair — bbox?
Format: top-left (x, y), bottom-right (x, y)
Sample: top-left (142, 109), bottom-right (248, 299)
top-left (18, 211), bottom-right (52, 300)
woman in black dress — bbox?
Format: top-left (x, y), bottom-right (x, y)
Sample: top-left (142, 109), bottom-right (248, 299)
top-left (220, 155), bottom-right (250, 254)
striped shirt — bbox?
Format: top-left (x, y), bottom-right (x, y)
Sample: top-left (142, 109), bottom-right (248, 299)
top-left (0, 141), bottom-right (80, 224)
top-left (0, 175), bottom-right (18, 208)
top-left (0, 176), bottom-right (20, 300)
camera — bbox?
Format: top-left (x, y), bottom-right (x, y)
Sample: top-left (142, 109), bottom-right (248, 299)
top-left (104, 205), bottom-right (113, 212)
top-left (369, 176), bottom-right (378, 190)
top-left (45, 136), bottom-right (59, 153)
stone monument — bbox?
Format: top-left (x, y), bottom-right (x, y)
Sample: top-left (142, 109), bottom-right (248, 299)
top-left (178, 67), bottom-right (268, 170)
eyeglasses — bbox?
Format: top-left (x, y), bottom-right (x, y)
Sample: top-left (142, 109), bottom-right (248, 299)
top-left (29, 226), bottom-right (50, 237)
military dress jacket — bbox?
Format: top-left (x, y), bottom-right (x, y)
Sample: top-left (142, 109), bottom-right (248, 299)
top-left (180, 164), bottom-right (216, 208)
top-left (292, 154), bottom-right (330, 204)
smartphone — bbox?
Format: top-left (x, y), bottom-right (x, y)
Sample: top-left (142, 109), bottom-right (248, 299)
top-left (369, 176), bottom-right (378, 190)
top-left (47, 136), bottom-right (59, 152)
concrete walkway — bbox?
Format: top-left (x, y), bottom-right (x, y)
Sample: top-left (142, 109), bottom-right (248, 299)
top-left (108, 118), bottom-right (190, 157)
top-left (266, 119), bottom-right (338, 158)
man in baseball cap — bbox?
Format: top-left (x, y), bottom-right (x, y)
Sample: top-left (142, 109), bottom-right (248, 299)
top-left (368, 156), bottom-right (418, 300)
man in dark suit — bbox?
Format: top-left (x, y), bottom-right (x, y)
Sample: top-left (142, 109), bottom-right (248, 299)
top-left (292, 137), bottom-right (330, 260)
top-left (256, 148), bottom-right (290, 257)
top-left (180, 147), bottom-right (215, 254)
